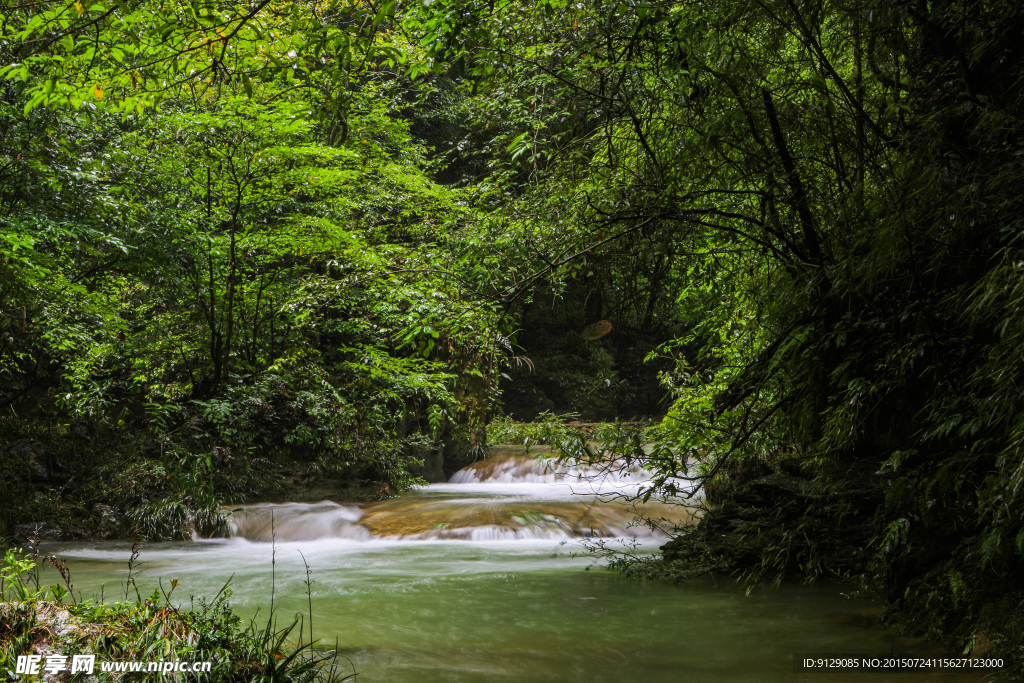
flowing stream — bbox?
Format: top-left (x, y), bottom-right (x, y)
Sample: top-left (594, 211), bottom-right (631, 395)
top-left (39, 447), bottom-right (984, 681)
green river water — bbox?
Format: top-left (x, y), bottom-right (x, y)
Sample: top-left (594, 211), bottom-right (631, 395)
top-left (38, 451), bottom-right (991, 682)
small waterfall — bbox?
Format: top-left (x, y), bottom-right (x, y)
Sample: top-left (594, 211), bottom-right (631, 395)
top-left (449, 449), bottom-right (653, 487)
top-left (228, 501), bottom-right (371, 542)
top-left (225, 449), bottom-right (694, 544)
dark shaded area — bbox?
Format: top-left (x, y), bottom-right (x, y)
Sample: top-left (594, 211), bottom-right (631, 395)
top-left (499, 284), bottom-right (678, 421)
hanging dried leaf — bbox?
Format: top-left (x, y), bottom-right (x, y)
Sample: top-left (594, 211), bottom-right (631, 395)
top-left (580, 320), bottom-right (612, 341)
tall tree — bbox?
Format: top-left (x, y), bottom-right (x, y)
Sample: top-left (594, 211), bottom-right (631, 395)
top-left (416, 0), bottom-right (1024, 657)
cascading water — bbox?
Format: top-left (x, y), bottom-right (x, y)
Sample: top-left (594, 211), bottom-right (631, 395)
top-left (38, 447), bottom-right (963, 682)
top-left (227, 447), bottom-right (697, 543)
top-left (447, 449), bottom-right (653, 486)
top-left (225, 501), bottom-right (371, 542)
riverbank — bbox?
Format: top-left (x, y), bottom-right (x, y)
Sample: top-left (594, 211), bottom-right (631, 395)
top-left (9, 425), bottom-right (1021, 678)
top-left (0, 422), bottom-right (487, 545)
top-left (1, 421), bottom-right (643, 545)
top-left (0, 549), bottom-right (351, 682)
top-left (9, 476), bottom-right (986, 682)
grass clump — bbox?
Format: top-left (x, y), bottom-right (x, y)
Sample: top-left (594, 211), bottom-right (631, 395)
top-left (0, 548), bottom-right (353, 682)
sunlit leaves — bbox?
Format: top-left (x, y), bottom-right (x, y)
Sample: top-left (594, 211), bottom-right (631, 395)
top-left (1, 0), bottom-right (404, 113)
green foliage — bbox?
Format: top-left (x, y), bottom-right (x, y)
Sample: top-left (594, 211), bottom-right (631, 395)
top-left (411, 0), bottom-right (1024, 666)
top-left (487, 412), bottom-right (656, 450)
top-left (1, 548), bottom-right (45, 602)
top-left (4, 0), bottom-right (1024, 668)
top-left (0, 0), bottom-right (499, 539)
top-left (486, 411), bottom-right (580, 447)
top-left (1, 550), bottom-right (353, 681)
top-left (1, 0), bottom-right (403, 116)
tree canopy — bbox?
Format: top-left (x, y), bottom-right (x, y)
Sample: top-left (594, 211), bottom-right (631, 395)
top-left (3, 0), bottom-right (1024, 667)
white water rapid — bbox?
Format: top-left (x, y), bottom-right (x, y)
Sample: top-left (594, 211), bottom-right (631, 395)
top-left (226, 448), bottom-right (697, 543)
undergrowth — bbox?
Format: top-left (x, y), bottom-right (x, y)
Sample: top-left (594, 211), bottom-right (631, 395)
top-left (488, 411), bottom-right (657, 448)
top-left (0, 545), bottom-right (354, 681)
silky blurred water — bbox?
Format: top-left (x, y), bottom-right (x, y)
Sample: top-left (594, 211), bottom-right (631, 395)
top-left (36, 451), bottom-right (987, 681)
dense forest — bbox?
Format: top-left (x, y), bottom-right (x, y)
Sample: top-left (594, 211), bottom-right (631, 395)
top-left (2, 0), bottom-right (1023, 671)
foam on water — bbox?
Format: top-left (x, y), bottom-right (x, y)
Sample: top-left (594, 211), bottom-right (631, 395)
top-left (222, 450), bottom-right (697, 544)
top-left (448, 452), bottom-right (651, 485)
top-left (227, 501), bottom-right (370, 542)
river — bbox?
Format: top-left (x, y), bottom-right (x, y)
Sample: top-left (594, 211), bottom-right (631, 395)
top-left (38, 448), bottom-right (986, 681)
